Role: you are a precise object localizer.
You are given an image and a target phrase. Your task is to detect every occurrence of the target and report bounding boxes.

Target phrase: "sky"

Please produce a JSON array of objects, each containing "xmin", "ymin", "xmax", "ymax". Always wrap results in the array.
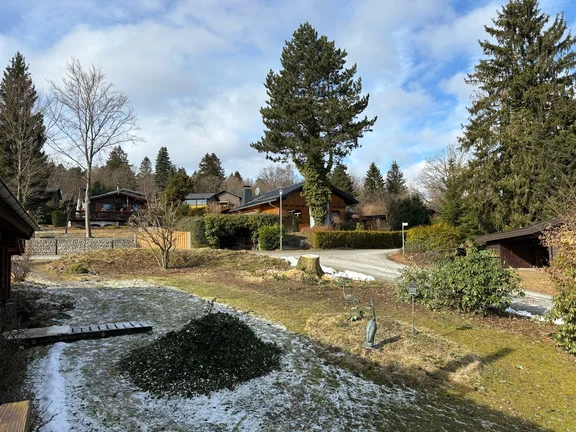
[{"xmin": 0, "ymin": 0, "xmax": 574, "ymax": 186}]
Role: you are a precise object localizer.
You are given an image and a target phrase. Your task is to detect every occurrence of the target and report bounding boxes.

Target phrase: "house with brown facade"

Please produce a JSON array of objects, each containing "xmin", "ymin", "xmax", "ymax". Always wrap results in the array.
[
  {"xmin": 185, "ymin": 190, "xmax": 241, "ymax": 209},
  {"xmin": 0, "ymin": 176, "xmax": 37, "ymax": 305},
  {"xmin": 70, "ymin": 188, "xmax": 147, "ymax": 227},
  {"xmin": 475, "ymin": 218, "xmax": 559, "ymax": 268},
  {"xmin": 232, "ymin": 182, "xmax": 358, "ymax": 229}
]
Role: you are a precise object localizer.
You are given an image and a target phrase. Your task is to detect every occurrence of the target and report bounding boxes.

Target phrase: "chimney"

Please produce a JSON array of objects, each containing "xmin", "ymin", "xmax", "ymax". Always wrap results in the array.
[{"xmin": 241, "ymin": 186, "xmax": 253, "ymax": 205}]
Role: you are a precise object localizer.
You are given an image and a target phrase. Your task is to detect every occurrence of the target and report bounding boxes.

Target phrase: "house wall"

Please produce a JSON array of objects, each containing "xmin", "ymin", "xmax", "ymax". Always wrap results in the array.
[
  {"xmin": 216, "ymin": 192, "xmax": 240, "ymax": 206},
  {"xmin": 90, "ymin": 196, "xmax": 145, "ymax": 211},
  {"xmin": 487, "ymin": 236, "xmax": 549, "ymax": 268},
  {"xmin": 237, "ymin": 192, "xmax": 348, "ymax": 229}
]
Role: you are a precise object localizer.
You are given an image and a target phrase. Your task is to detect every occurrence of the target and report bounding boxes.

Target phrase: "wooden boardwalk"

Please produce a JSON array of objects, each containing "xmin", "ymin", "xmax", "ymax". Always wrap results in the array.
[
  {"xmin": 0, "ymin": 400, "xmax": 31, "ymax": 432},
  {"xmin": 9, "ymin": 321, "xmax": 152, "ymax": 345}
]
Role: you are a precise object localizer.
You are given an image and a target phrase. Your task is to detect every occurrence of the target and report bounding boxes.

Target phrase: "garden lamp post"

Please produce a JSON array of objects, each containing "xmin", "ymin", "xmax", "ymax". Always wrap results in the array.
[
  {"xmin": 279, "ymin": 187, "xmax": 283, "ymax": 250},
  {"xmin": 402, "ymin": 222, "xmax": 408, "ymax": 255}
]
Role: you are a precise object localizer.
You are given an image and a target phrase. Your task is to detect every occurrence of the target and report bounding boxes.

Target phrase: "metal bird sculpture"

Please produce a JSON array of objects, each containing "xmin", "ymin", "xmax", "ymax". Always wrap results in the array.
[
  {"xmin": 342, "ymin": 284, "xmax": 359, "ymax": 304},
  {"xmin": 365, "ymin": 299, "xmax": 377, "ymax": 348}
]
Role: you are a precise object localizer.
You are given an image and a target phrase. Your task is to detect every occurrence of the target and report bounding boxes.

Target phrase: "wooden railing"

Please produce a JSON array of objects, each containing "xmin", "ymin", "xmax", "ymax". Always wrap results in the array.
[{"xmin": 69, "ymin": 211, "xmax": 135, "ymax": 221}]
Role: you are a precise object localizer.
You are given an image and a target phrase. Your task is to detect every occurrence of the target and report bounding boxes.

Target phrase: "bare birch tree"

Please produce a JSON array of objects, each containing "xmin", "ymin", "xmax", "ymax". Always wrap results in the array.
[{"xmin": 47, "ymin": 58, "xmax": 140, "ymax": 237}]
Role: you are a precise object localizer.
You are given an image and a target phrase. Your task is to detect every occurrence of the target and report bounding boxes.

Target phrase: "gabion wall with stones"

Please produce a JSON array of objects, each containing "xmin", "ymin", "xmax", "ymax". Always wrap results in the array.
[{"xmin": 26, "ymin": 237, "xmax": 135, "ymax": 255}]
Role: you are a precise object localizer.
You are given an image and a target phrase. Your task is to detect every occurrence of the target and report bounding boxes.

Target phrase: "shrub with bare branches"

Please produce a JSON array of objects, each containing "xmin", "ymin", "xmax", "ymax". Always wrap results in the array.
[
  {"xmin": 542, "ymin": 213, "xmax": 576, "ymax": 354},
  {"xmin": 130, "ymin": 197, "xmax": 180, "ymax": 269},
  {"xmin": 12, "ymin": 251, "xmax": 32, "ymax": 282}
]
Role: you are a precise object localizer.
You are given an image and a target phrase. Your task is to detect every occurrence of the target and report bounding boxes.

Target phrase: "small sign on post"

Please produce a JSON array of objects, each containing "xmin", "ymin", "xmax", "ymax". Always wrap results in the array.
[{"xmin": 408, "ymin": 281, "xmax": 418, "ymax": 335}]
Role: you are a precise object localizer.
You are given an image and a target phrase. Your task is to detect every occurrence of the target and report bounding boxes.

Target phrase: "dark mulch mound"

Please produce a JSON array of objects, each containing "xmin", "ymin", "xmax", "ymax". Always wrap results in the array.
[{"xmin": 119, "ymin": 311, "xmax": 283, "ymax": 398}]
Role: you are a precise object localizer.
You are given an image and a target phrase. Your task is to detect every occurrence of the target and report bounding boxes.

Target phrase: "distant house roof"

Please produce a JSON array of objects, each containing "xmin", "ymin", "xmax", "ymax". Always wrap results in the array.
[
  {"xmin": 475, "ymin": 218, "xmax": 561, "ymax": 243},
  {"xmin": 90, "ymin": 189, "xmax": 146, "ymax": 201},
  {"xmin": 46, "ymin": 187, "xmax": 62, "ymax": 200},
  {"xmin": 0, "ymin": 176, "xmax": 38, "ymax": 239},
  {"xmin": 185, "ymin": 191, "xmax": 241, "ymax": 201},
  {"xmin": 232, "ymin": 181, "xmax": 358, "ymax": 212}
]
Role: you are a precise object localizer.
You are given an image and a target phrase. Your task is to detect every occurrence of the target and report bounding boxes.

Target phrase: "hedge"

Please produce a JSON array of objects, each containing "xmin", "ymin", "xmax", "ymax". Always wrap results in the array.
[
  {"xmin": 258, "ymin": 224, "xmax": 281, "ymax": 250},
  {"xmin": 51, "ymin": 210, "xmax": 67, "ymax": 227},
  {"xmin": 314, "ymin": 230, "xmax": 403, "ymax": 249},
  {"xmin": 204, "ymin": 214, "xmax": 278, "ymax": 248},
  {"xmin": 176, "ymin": 216, "xmax": 207, "ymax": 246},
  {"xmin": 405, "ymin": 222, "xmax": 463, "ymax": 254}
]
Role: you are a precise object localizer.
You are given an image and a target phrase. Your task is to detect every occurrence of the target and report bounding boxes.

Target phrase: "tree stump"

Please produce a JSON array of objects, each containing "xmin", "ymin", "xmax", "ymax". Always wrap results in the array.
[{"xmin": 296, "ymin": 255, "xmax": 324, "ymax": 277}]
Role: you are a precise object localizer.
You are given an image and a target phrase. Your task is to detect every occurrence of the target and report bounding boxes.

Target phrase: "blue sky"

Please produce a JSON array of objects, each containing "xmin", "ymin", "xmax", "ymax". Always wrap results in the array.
[{"xmin": 0, "ymin": 0, "xmax": 574, "ymax": 185}]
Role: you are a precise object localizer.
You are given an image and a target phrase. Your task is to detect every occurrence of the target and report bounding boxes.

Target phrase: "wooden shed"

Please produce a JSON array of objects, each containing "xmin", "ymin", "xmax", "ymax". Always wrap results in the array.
[
  {"xmin": 475, "ymin": 218, "xmax": 559, "ymax": 268},
  {"xmin": 0, "ymin": 177, "xmax": 38, "ymax": 304}
]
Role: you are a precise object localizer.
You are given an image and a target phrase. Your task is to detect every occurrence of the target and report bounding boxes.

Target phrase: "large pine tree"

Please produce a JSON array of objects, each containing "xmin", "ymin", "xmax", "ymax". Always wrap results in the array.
[
  {"xmin": 197, "ymin": 153, "xmax": 225, "ymax": 180},
  {"xmin": 251, "ymin": 22, "xmax": 376, "ymax": 225},
  {"xmin": 137, "ymin": 156, "xmax": 155, "ymax": 197},
  {"xmin": 0, "ymin": 52, "xmax": 48, "ymax": 207},
  {"xmin": 460, "ymin": 0, "xmax": 576, "ymax": 231},
  {"xmin": 330, "ymin": 162, "xmax": 355, "ymax": 197},
  {"xmin": 363, "ymin": 162, "xmax": 384, "ymax": 200},
  {"xmin": 385, "ymin": 161, "xmax": 407, "ymax": 196},
  {"xmin": 155, "ymin": 146, "xmax": 174, "ymax": 191}
]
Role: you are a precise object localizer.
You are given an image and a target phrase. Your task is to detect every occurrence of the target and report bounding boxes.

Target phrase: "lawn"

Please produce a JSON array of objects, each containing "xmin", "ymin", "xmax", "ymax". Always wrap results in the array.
[
  {"xmin": 29, "ymin": 248, "xmax": 576, "ymax": 430},
  {"xmin": 516, "ymin": 269, "xmax": 557, "ymax": 296}
]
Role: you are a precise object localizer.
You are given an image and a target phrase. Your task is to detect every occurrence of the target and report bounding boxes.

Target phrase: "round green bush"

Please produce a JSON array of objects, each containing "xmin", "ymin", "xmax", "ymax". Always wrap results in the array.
[
  {"xmin": 119, "ymin": 311, "xmax": 282, "ymax": 397},
  {"xmin": 69, "ymin": 263, "xmax": 89, "ymax": 274},
  {"xmin": 51, "ymin": 210, "xmax": 67, "ymax": 227},
  {"xmin": 258, "ymin": 224, "xmax": 281, "ymax": 250}
]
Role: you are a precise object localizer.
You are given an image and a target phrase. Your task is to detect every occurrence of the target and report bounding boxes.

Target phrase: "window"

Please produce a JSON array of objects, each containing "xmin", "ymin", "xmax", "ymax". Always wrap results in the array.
[{"xmin": 102, "ymin": 204, "xmax": 114, "ymax": 211}]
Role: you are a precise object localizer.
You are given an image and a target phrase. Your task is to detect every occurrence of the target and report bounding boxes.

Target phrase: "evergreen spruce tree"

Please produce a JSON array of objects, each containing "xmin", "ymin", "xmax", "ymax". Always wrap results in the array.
[
  {"xmin": 99, "ymin": 145, "xmax": 136, "ymax": 189},
  {"xmin": 251, "ymin": 22, "xmax": 376, "ymax": 225},
  {"xmin": 330, "ymin": 162, "xmax": 355, "ymax": 196},
  {"xmin": 460, "ymin": 0, "xmax": 576, "ymax": 231},
  {"xmin": 385, "ymin": 161, "xmax": 407, "ymax": 196},
  {"xmin": 155, "ymin": 146, "xmax": 174, "ymax": 190},
  {"xmin": 106, "ymin": 145, "xmax": 130, "ymax": 169},
  {"xmin": 363, "ymin": 162, "xmax": 384, "ymax": 200},
  {"xmin": 137, "ymin": 156, "xmax": 155, "ymax": 197},
  {"xmin": 197, "ymin": 153, "xmax": 225, "ymax": 180},
  {"xmin": 163, "ymin": 168, "xmax": 192, "ymax": 203},
  {"xmin": 0, "ymin": 52, "xmax": 48, "ymax": 207}
]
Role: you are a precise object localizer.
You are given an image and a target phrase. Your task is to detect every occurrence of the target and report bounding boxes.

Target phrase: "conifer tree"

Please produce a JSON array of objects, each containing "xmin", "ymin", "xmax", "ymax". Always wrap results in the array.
[
  {"xmin": 251, "ymin": 22, "xmax": 376, "ymax": 225},
  {"xmin": 385, "ymin": 161, "xmax": 407, "ymax": 197},
  {"xmin": 460, "ymin": 0, "xmax": 576, "ymax": 231},
  {"xmin": 0, "ymin": 52, "xmax": 49, "ymax": 207},
  {"xmin": 197, "ymin": 153, "xmax": 225, "ymax": 180},
  {"xmin": 163, "ymin": 168, "xmax": 192, "ymax": 203},
  {"xmin": 155, "ymin": 146, "xmax": 174, "ymax": 191},
  {"xmin": 97, "ymin": 145, "xmax": 136, "ymax": 190},
  {"xmin": 363, "ymin": 162, "xmax": 384, "ymax": 200},
  {"xmin": 137, "ymin": 156, "xmax": 155, "ymax": 197},
  {"xmin": 330, "ymin": 163, "xmax": 355, "ymax": 197}
]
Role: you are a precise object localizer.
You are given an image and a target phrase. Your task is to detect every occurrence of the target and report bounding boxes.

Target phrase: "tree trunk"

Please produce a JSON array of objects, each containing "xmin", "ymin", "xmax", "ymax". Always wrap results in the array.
[
  {"xmin": 297, "ymin": 254, "xmax": 324, "ymax": 277},
  {"xmin": 85, "ymin": 172, "xmax": 92, "ymax": 238}
]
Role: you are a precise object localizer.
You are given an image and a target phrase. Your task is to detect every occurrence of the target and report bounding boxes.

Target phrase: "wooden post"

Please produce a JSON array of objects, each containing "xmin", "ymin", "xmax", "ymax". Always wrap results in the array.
[{"xmin": 0, "ymin": 237, "xmax": 9, "ymax": 304}]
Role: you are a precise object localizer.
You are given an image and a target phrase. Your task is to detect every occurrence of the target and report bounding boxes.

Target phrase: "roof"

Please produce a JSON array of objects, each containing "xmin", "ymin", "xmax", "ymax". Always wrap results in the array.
[
  {"xmin": 46, "ymin": 187, "xmax": 62, "ymax": 199},
  {"xmin": 90, "ymin": 189, "xmax": 146, "ymax": 201},
  {"xmin": 475, "ymin": 218, "xmax": 561, "ymax": 243},
  {"xmin": 186, "ymin": 192, "xmax": 217, "ymax": 200},
  {"xmin": 0, "ymin": 176, "xmax": 38, "ymax": 239},
  {"xmin": 232, "ymin": 181, "xmax": 359, "ymax": 212}
]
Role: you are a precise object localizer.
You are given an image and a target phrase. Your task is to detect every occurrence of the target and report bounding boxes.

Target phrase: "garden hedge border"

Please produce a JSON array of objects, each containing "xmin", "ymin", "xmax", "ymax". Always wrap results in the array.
[{"xmin": 314, "ymin": 230, "xmax": 403, "ymax": 249}]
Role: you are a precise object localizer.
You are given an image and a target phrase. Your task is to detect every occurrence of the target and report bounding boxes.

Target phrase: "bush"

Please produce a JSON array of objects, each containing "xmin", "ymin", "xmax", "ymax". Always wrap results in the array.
[
  {"xmin": 176, "ymin": 216, "xmax": 207, "ymax": 246},
  {"xmin": 405, "ymin": 222, "xmax": 463, "ymax": 254},
  {"xmin": 12, "ymin": 253, "xmax": 32, "ymax": 282},
  {"xmin": 258, "ymin": 224, "xmax": 281, "ymax": 250},
  {"xmin": 314, "ymin": 230, "xmax": 403, "ymax": 249},
  {"xmin": 548, "ymin": 289, "xmax": 576, "ymax": 354},
  {"xmin": 69, "ymin": 263, "xmax": 89, "ymax": 274},
  {"xmin": 204, "ymin": 214, "xmax": 277, "ymax": 248},
  {"xmin": 51, "ymin": 210, "xmax": 67, "ymax": 227},
  {"xmin": 29, "ymin": 202, "xmax": 52, "ymax": 225},
  {"xmin": 396, "ymin": 249, "xmax": 522, "ymax": 314},
  {"xmin": 119, "ymin": 310, "xmax": 282, "ymax": 397}
]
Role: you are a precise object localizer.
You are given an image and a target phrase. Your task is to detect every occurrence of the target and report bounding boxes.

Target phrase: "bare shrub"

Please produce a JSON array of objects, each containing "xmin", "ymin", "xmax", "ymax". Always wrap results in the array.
[{"xmin": 12, "ymin": 251, "xmax": 32, "ymax": 282}]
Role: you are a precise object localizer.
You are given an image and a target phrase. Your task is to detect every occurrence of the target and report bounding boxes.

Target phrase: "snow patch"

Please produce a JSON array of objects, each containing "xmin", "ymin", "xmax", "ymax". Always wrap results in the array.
[
  {"xmin": 281, "ymin": 256, "xmax": 375, "ymax": 281},
  {"xmin": 505, "ymin": 307, "xmax": 563, "ymax": 324}
]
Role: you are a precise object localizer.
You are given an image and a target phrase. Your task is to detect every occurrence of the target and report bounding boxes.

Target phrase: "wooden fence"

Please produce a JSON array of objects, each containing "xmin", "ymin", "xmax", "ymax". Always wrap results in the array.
[{"xmin": 135, "ymin": 230, "xmax": 191, "ymax": 250}]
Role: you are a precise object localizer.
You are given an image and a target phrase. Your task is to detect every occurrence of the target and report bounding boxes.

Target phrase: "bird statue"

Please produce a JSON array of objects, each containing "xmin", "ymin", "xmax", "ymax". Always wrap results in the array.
[
  {"xmin": 342, "ymin": 283, "xmax": 359, "ymax": 304},
  {"xmin": 365, "ymin": 299, "xmax": 377, "ymax": 349}
]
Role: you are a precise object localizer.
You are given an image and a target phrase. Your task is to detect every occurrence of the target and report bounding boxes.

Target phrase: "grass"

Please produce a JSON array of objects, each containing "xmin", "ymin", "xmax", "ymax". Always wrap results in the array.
[
  {"xmin": 35, "ymin": 226, "xmax": 135, "ymax": 239},
  {"xmin": 37, "ymin": 248, "xmax": 576, "ymax": 431},
  {"xmin": 516, "ymin": 269, "xmax": 557, "ymax": 295}
]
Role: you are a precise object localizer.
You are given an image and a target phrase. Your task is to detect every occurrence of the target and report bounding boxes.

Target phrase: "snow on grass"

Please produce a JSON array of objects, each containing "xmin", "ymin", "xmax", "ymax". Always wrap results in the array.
[
  {"xmin": 281, "ymin": 256, "xmax": 375, "ymax": 281},
  {"xmin": 25, "ymin": 283, "xmax": 530, "ymax": 431},
  {"xmin": 505, "ymin": 307, "xmax": 563, "ymax": 324}
]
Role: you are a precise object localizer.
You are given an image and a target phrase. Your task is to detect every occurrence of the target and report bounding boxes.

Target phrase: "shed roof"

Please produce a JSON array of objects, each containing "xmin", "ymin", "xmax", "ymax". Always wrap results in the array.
[
  {"xmin": 0, "ymin": 176, "xmax": 38, "ymax": 239},
  {"xmin": 475, "ymin": 218, "xmax": 561, "ymax": 243},
  {"xmin": 232, "ymin": 181, "xmax": 358, "ymax": 212}
]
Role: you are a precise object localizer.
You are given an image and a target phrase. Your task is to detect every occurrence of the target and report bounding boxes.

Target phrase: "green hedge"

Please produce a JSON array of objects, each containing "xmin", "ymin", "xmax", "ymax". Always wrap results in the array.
[
  {"xmin": 51, "ymin": 210, "xmax": 67, "ymax": 227},
  {"xmin": 204, "ymin": 214, "xmax": 278, "ymax": 248},
  {"xmin": 314, "ymin": 230, "xmax": 403, "ymax": 249},
  {"xmin": 176, "ymin": 217, "xmax": 207, "ymax": 246},
  {"xmin": 405, "ymin": 222, "xmax": 463, "ymax": 254},
  {"xmin": 258, "ymin": 224, "xmax": 281, "ymax": 250}
]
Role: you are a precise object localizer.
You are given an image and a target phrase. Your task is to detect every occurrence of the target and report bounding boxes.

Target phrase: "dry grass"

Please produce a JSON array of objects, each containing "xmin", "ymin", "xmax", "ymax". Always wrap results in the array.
[
  {"xmin": 32, "ymin": 248, "xmax": 576, "ymax": 431},
  {"xmin": 35, "ymin": 226, "xmax": 135, "ymax": 239},
  {"xmin": 516, "ymin": 269, "xmax": 557, "ymax": 295}
]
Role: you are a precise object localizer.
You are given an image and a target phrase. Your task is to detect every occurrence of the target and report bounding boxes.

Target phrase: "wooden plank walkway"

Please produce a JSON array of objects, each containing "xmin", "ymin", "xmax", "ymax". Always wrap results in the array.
[
  {"xmin": 8, "ymin": 321, "xmax": 152, "ymax": 345},
  {"xmin": 0, "ymin": 400, "xmax": 31, "ymax": 432}
]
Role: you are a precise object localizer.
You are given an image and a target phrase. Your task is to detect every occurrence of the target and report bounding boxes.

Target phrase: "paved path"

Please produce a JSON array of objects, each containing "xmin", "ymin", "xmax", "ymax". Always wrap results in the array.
[{"xmin": 256, "ymin": 249, "xmax": 554, "ymax": 316}]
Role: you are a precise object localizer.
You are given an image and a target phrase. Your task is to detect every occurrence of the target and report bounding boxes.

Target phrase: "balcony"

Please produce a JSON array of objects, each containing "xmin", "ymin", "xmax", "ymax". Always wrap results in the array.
[{"xmin": 69, "ymin": 210, "xmax": 135, "ymax": 222}]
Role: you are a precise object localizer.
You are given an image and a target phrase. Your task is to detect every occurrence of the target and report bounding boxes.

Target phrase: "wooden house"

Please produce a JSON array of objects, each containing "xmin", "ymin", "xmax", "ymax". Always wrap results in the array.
[
  {"xmin": 475, "ymin": 218, "xmax": 559, "ymax": 268},
  {"xmin": 70, "ymin": 188, "xmax": 147, "ymax": 227},
  {"xmin": 0, "ymin": 176, "xmax": 37, "ymax": 305},
  {"xmin": 185, "ymin": 191, "xmax": 241, "ymax": 208},
  {"xmin": 232, "ymin": 182, "xmax": 358, "ymax": 229}
]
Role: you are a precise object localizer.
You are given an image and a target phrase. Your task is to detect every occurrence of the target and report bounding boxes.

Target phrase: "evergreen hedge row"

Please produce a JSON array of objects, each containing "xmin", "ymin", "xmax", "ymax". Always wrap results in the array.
[
  {"xmin": 314, "ymin": 230, "xmax": 403, "ymax": 249},
  {"xmin": 204, "ymin": 214, "xmax": 278, "ymax": 248}
]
